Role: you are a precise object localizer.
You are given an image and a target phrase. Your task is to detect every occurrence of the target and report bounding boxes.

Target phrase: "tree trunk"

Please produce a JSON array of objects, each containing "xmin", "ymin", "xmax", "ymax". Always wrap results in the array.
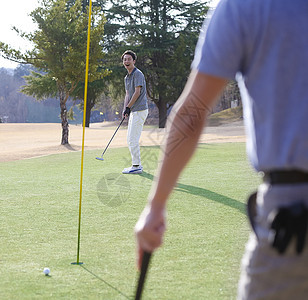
[
  {"xmin": 158, "ymin": 98, "xmax": 167, "ymax": 128},
  {"xmin": 59, "ymin": 90, "xmax": 69, "ymax": 145},
  {"xmin": 85, "ymin": 98, "xmax": 94, "ymax": 128},
  {"xmin": 85, "ymin": 106, "xmax": 91, "ymax": 128}
]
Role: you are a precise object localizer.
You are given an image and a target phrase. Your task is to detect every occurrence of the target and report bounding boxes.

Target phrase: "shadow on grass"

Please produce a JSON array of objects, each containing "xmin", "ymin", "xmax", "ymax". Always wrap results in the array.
[
  {"xmin": 139, "ymin": 171, "xmax": 245, "ymax": 215},
  {"xmin": 63, "ymin": 144, "xmax": 80, "ymax": 151},
  {"xmin": 80, "ymin": 265, "xmax": 131, "ymax": 299}
]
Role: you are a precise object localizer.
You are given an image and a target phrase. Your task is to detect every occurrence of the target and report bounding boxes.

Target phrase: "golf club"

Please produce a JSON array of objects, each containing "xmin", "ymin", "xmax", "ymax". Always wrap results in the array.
[
  {"xmin": 96, "ymin": 116, "xmax": 125, "ymax": 161},
  {"xmin": 135, "ymin": 251, "xmax": 152, "ymax": 300}
]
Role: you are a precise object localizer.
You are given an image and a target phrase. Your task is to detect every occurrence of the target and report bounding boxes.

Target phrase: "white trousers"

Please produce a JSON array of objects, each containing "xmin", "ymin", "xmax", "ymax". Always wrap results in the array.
[
  {"xmin": 127, "ymin": 109, "xmax": 148, "ymax": 166},
  {"xmin": 238, "ymin": 183, "xmax": 308, "ymax": 300}
]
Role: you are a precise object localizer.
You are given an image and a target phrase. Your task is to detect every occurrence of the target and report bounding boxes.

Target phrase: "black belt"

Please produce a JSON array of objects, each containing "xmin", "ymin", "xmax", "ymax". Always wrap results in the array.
[{"xmin": 263, "ymin": 170, "xmax": 308, "ymax": 185}]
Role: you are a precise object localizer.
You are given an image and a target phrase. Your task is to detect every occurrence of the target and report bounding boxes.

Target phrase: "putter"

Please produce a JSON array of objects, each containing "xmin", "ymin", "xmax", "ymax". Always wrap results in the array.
[
  {"xmin": 135, "ymin": 251, "xmax": 152, "ymax": 300},
  {"xmin": 96, "ymin": 116, "xmax": 125, "ymax": 161}
]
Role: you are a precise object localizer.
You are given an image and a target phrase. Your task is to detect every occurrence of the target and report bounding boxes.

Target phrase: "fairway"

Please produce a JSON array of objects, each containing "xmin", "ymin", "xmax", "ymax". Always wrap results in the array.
[{"xmin": 0, "ymin": 143, "xmax": 260, "ymax": 299}]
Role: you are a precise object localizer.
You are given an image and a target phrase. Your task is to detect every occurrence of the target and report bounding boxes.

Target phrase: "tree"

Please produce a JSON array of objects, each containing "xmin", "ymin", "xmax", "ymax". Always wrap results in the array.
[
  {"xmin": 72, "ymin": 78, "xmax": 108, "ymax": 127},
  {"xmin": 0, "ymin": 0, "xmax": 109, "ymax": 144},
  {"xmin": 219, "ymin": 81, "xmax": 242, "ymax": 111},
  {"xmin": 67, "ymin": 0, "xmax": 109, "ymax": 127},
  {"xmin": 101, "ymin": 0, "xmax": 209, "ymax": 127}
]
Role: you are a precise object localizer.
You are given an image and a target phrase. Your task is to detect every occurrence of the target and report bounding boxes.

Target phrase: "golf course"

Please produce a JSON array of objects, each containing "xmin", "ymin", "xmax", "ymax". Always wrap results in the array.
[{"xmin": 0, "ymin": 121, "xmax": 261, "ymax": 299}]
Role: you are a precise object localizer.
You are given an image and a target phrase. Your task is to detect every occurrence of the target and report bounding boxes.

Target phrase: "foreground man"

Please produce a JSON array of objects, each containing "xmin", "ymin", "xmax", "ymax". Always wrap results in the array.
[{"xmin": 135, "ymin": 0, "xmax": 308, "ymax": 299}]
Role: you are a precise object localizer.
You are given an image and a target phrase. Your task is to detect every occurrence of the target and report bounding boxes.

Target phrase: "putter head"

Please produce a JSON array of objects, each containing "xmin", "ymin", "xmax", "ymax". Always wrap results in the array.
[{"xmin": 96, "ymin": 156, "xmax": 104, "ymax": 161}]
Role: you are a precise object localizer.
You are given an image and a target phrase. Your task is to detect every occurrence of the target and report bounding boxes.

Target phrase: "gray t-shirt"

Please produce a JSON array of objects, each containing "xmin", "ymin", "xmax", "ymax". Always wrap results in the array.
[
  {"xmin": 124, "ymin": 67, "xmax": 148, "ymax": 112},
  {"xmin": 192, "ymin": 0, "xmax": 308, "ymax": 172}
]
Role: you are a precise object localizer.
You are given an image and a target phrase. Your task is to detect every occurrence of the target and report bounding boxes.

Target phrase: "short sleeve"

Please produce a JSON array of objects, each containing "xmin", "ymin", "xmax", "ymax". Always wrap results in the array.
[
  {"xmin": 134, "ymin": 71, "xmax": 144, "ymax": 88},
  {"xmin": 192, "ymin": 0, "xmax": 245, "ymax": 80}
]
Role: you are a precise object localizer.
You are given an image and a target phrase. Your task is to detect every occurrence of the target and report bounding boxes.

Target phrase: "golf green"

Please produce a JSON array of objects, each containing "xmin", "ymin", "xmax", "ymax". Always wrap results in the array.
[{"xmin": 0, "ymin": 143, "xmax": 260, "ymax": 299}]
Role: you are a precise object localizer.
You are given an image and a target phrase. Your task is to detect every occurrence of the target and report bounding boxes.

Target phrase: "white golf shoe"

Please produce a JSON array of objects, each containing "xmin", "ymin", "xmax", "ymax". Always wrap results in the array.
[{"xmin": 122, "ymin": 165, "xmax": 143, "ymax": 174}]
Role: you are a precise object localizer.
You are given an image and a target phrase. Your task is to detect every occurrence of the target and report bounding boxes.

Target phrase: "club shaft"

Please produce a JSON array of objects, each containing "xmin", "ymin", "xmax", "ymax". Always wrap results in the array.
[
  {"xmin": 135, "ymin": 252, "xmax": 152, "ymax": 300},
  {"xmin": 101, "ymin": 117, "xmax": 125, "ymax": 156}
]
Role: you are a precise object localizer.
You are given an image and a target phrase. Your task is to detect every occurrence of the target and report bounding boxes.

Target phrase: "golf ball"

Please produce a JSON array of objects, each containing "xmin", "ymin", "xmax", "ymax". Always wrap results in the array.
[{"xmin": 43, "ymin": 267, "xmax": 50, "ymax": 276}]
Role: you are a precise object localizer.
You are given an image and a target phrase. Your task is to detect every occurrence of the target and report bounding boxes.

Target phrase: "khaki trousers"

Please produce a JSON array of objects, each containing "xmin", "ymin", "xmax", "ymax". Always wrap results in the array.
[{"xmin": 238, "ymin": 183, "xmax": 308, "ymax": 299}]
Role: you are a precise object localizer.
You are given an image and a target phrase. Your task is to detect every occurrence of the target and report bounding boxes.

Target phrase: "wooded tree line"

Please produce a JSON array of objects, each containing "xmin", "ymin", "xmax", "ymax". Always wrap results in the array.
[
  {"xmin": 0, "ymin": 67, "xmax": 31, "ymax": 123},
  {"xmin": 0, "ymin": 65, "xmax": 126, "ymax": 124},
  {"xmin": 0, "ymin": 0, "xmax": 241, "ymax": 144},
  {"xmin": 0, "ymin": 64, "xmax": 240, "ymax": 124},
  {"xmin": 0, "ymin": 66, "xmax": 83, "ymax": 124}
]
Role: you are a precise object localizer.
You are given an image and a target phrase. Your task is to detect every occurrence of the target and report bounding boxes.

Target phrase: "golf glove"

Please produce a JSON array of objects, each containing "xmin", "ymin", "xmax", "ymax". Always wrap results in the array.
[
  {"xmin": 268, "ymin": 202, "xmax": 308, "ymax": 254},
  {"xmin": 124, "ymin": 107, "xmax": 131, "ymax": 117}
]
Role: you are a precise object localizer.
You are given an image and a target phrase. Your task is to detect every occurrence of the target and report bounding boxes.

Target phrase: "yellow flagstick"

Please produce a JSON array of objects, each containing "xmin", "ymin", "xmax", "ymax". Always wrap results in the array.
[{"xmin": 72, "ymin": 0, "xmax": 93, "ymax": 266}]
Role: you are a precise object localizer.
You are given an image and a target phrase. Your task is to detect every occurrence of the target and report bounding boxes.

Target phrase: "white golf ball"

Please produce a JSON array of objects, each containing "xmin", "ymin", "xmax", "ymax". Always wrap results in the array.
[{"xmin": 43, "ymin": 267, "xmax": 50, "ymax": 276}]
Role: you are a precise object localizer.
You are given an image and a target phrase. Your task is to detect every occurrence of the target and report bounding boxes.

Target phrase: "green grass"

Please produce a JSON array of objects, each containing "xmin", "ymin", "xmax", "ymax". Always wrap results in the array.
[{"xmin": 0, "ymin": 143, "xmax": 260, "ymax": 299}]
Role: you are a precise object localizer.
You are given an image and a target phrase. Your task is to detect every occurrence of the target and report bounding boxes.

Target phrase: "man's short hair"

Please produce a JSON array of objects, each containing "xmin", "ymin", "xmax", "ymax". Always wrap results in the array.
[{"xmin": 121, "ymin": 50, "xmax": 137, "ymax": 61}]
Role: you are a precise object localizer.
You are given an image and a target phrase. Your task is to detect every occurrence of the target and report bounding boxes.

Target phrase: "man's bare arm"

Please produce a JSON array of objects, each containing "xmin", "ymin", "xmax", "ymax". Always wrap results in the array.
[
  {"xmin": 127, "ymin": 86, "xmax": 141, "ymax": 108},
  {"xmin": 123, "ymin": 91, "xmax": 130, "ymax": 113}
]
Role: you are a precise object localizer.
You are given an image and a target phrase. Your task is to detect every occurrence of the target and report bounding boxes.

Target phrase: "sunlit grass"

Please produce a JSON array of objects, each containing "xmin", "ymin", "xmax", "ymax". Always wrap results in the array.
[{"xmin": 0, "ymin": 143, "xmax": 260, "ymax": 299}]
